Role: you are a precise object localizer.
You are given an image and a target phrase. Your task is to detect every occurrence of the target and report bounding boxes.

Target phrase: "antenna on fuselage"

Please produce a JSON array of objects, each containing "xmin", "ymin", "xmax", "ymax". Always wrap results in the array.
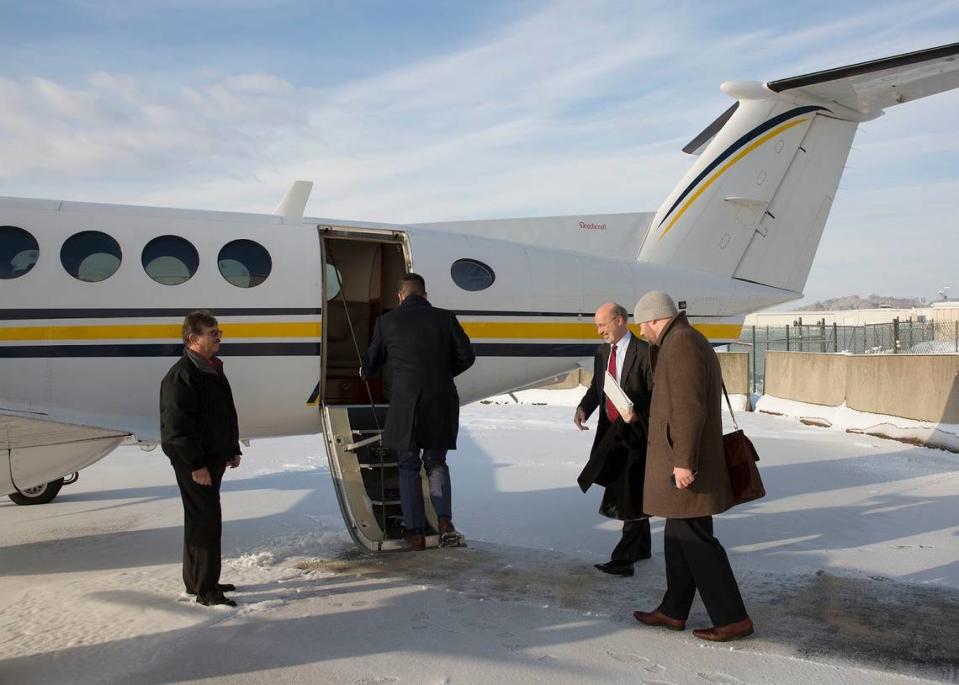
[{"xmin": 274, "ymin": 180, "xmax": 313, "ymax": 221}]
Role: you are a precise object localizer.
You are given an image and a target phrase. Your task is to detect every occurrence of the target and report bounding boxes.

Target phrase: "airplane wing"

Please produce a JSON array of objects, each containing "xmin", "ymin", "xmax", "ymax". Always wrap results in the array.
[
  {"xmin": 767, "ymin": 42, "xmax": 959, "ymax": 116},
  {"xmin": 0, "ymin": 411, "xmax": 129, "ymax": 495},
  {"xmin": 683, "ymin": 42, "xmax": 959, "ymax": 154},
  {"xmin": 0, "ymin": 412, "xmax": 129, "ymax": 450}
]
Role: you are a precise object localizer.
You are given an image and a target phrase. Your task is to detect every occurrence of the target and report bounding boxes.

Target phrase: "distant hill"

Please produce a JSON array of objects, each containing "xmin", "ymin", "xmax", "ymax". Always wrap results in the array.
[{"xmin": 798, "ymin": 295, "xmax": 927, "ymax": 311}]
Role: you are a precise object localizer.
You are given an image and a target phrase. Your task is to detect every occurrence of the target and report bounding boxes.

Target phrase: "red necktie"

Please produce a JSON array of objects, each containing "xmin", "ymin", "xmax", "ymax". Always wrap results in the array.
[{"xmin": 605, "ymin": 343, "xmax": 620, "ymax": 422}]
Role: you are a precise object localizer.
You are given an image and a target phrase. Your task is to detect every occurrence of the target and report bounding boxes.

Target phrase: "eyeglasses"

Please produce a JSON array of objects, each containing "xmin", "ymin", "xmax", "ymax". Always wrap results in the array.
[{"xmin": 200, "ymin": 328, "xmax": 221, "ymax": 337}]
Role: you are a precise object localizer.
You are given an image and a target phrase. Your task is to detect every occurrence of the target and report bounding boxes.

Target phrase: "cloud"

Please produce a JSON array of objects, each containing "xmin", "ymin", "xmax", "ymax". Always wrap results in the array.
[{"xmin": 0, "ymin": 0, "xmax": 957, "ymax": 303}]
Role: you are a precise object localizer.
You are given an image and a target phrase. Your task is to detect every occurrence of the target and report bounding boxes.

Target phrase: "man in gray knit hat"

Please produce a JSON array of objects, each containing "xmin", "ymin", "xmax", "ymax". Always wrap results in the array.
[{"xmin": 631, "ymin": 291, "xmax": 753, "ymax": 642}]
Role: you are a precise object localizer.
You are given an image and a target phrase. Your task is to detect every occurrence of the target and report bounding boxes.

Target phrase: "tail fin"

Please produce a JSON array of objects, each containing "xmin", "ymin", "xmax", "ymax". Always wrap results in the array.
[{"xmin": 639, "ymin": 42, "xmax": 959, "ymax": 294}]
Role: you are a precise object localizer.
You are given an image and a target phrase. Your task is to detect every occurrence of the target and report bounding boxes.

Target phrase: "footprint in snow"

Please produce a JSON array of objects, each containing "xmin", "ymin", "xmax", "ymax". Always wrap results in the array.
[
  {"xmin": 606, "ymin": 650, "xmax": 650, "ymax": 664},
  {"xmin": 697, "ymin": 673, "xmax": 743, "ymax": 684},
  {"xmin": 502, "ymin": 642, "xmax": 528, "ymax": 652}
]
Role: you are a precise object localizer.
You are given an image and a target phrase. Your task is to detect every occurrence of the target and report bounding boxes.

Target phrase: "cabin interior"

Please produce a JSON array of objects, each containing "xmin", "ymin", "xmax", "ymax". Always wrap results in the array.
[
  {"xmin": 321, "ymin": 236, "xmax": 407, "ymax": 406},
  {"xmin": 321, "ymin": 235, "xmax": 413, "ymax": 542}
]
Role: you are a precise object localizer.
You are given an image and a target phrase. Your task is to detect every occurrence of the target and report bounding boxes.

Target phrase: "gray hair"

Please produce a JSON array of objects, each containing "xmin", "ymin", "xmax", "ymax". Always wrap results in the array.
[{"xmin": 182, "ymin": 310, "xmax": 218, "ymax": 343}]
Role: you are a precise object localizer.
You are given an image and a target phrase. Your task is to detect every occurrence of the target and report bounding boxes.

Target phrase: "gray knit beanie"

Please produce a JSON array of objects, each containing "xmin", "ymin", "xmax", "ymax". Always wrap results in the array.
[{"xmin": 633, "ymin": 291, "xmax": 679, "ymax": 324}]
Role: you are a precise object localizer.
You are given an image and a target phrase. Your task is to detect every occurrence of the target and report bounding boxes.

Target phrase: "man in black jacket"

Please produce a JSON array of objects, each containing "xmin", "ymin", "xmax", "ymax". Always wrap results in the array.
[
  {"xmin": 362, "ymin": 273, "xmax": 475, "ymax": 550},
  {"xmin": 160, "ymin": 310, "xmax": 242, "ymax": 607},
  {"xmin": 574, "ymin": 302, "xmax": 653, "ymax": 577}
]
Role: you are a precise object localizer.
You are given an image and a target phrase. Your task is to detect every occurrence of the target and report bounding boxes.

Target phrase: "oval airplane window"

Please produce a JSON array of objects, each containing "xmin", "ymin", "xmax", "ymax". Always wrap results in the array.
[
  {"xmin": 141, "ymin": 235, "xmax": 199, "ymax": 286},
  {"xmin": 61, "ymin": 230, "xmax": 122, "ymax": 282},
  {"xmin": 451, "ymin": 258, "xmax": 495, "ymax": 291},
  {"xmin": 218, "ymin": 239, "xmax": 272, "ymax": 288},
  {"xmin": 326, "ymin": 263, "xmax": 343, "ymax": 300},
  {"xmin": 0, "ymin": 225, "xmax": 40, "ymax": 279}
]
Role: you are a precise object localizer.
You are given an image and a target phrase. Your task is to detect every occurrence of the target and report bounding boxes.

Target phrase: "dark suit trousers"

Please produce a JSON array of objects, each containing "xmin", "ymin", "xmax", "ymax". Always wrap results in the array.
[
  {"xmin": 398, "ymin": 448, "xmax": 451, "ymax": 530},
  {"xmin": 172, "ymin": 461, "xmax": 226, "ymax": 596},
  {"xmin": 611, "ymin": 518, "xmax": 651, "ymax": 563},
  {"xmin": 659, "ymin": 517, "xmax": 747, "ymax": 626}
]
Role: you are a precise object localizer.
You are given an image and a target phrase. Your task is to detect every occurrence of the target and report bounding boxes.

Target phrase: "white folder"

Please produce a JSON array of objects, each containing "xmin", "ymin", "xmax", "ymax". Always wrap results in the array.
[{"xmin": 603, "ymin": 370, "xmax": 633, "ymax": 416}]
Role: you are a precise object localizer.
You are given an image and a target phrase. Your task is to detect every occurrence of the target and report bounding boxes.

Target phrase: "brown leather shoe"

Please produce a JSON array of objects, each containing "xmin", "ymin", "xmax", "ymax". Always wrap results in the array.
[
  {"xmin": 633, "ymin": 609, "xmax": 686, "ymax": 631},
  {"xmin": 438, "ymin": 517, "xmax": 456, "ymax": 535},
  {"xmin": 402, "ymin": 528, "xmax": 426, "ymax": 551},
  {"xmin": 693, "ymin": 616, "xmax": 754, "ymax": 642}
]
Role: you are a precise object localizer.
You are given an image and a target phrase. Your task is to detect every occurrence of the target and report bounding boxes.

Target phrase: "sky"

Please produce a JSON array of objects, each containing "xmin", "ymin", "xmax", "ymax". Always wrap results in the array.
[{"xmin": 0, "ymin": 0, "xmax": 957, "ymax": 305}]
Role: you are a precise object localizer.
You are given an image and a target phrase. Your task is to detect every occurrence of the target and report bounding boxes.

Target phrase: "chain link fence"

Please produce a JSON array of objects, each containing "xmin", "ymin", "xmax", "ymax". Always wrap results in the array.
[{"xmin": 731, "ymin": 318, "xmax": 959, "ymax": 394}]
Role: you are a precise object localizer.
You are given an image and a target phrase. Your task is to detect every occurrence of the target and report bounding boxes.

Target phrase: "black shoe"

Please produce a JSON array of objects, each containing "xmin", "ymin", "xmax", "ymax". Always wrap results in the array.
[
  {"xmin": 186, "ymin": 583, "xmax": 236, "ymax": 595},
  {"xmin": 402, "ymin": 527, "xmax": 426, "ymax": 551},
  {"xmin": 196, "ymin": 591, "xmax": 237, "ymax": 607},
  {"xmin": 594, "ymin": 561, "xmax": 634, "ymax": 577}
]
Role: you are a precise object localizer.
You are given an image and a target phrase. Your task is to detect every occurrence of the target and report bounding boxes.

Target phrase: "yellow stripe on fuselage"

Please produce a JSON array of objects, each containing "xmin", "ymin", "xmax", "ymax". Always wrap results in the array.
[
  {"xmin": 461, "ymin": 321, "xmax": 742, "ymax": 341},
  {"xmin": 0, "ymin": 320, "xmax": 742, "ymax": 343},
  {"xmin": 658, "ymin": 117, "xmax": 809, "ymax": 241}
]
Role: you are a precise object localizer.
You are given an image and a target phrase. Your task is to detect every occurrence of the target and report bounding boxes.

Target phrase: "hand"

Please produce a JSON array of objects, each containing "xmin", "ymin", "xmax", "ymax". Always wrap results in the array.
[
  {"xmin": 227, "ymin": 455, "xmax": 242, "ymax": 469},
  {"xmin": 192, "ymin": 466, "xmax": 212, "ymax": 486},
  {"xmin": 673, "ymin": 467, "xmax": 695, "ymax": 489},
  {"xmin": 621, "ymin": 407, "xmax": 636, "ymax": 423},
  {"xmin": 573, "ymin": 407, "xmax": 589, "ymax": 431}
]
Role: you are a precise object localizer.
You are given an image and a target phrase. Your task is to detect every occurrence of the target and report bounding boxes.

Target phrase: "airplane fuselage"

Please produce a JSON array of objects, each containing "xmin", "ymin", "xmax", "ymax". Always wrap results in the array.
[{"xmin": 0, "ymin": 197, "xmax": 781, "ymax": 446}]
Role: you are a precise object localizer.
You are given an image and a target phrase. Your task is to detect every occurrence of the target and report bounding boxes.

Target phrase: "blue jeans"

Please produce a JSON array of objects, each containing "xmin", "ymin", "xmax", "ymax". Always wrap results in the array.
[{"xmin": 397, "ymin": 448, "xmax": 451, "ymax": 531}]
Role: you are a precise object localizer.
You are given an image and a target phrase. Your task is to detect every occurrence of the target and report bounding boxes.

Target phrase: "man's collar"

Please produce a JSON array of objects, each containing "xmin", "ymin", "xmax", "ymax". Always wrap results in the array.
[
  {"xmin": 185, "ymin": 348, "xmax": 222, "ymax": 374},
  {"xmin": 656, "ymin": 312, "xmax": 688, "ymax": 345},
  {"xmin": 400, "ymin": 294, "xmax": 430, "ymax": 308},
  {"xmin": 613, "ymin": 330, "xmax": 633, "ymax": 348}
]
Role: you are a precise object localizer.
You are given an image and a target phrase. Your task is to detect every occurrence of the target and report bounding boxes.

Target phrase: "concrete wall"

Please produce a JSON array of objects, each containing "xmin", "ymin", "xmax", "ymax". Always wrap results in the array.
[
  {"xmin": 764, "ymin": 351, "xmax": 959, "ymax": 423},
  {"xmin": 846, "ymin": 355, "xmax": 959, "ymax": 423},
  {"xmin": 547, "ymin": 352, "xmax": 750, "ymax": 399},
  {"xmin": 536, "ymin": 369, "xmax": 585, "ymax": 390},
  {"xmin": 763, "ymin": 352, "xmax": 847, "ymax": 407},
  {"xmin": 717, "ymin": 352, "xmax": 749, "ymax": 395}
]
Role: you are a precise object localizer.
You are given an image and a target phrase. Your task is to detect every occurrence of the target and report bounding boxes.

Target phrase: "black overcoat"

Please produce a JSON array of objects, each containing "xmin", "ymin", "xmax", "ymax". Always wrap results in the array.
[
  {"xmin": 361, "ymin": 295, "xmax": 475, "ymax": 451},
  {"xmin": 160, "ymin": 352, "xmax": 241, "ymax": 471},
  {"xmin": 576, "ymin": 334, "xmax": 653, "ymax": 520}
]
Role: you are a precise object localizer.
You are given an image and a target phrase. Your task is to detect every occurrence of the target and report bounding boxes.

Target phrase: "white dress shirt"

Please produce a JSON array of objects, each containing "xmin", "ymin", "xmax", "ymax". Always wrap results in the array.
[{"xmin": 609, "ymin": 330, "xmax": 632, "ymax": 385}]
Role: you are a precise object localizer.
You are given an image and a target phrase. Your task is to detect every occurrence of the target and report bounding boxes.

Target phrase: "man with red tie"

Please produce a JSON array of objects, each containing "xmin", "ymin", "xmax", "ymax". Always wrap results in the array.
[{"xmin": 574, "ymin": 302, "xmax": 654, "ymax": 577}]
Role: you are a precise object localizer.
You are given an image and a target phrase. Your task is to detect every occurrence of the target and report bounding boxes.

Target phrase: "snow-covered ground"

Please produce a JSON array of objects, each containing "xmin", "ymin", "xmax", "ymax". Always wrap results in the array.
[
  {"xmin": 756, "ymin": 394, "xmax": 959, "ymax": 452},
  {"xmin": 2, "ymin": 390, "xmax": 959, "ymax": 684}
]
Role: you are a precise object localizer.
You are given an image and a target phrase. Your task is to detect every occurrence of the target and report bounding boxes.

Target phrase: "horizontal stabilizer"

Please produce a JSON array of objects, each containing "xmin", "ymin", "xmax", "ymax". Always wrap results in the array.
[
  {"xmin": 683, "ymin": 103, "xmax": 739, "ymax": 155},
  {"xmin": 767, "ymin": 42, "xmax": 959, "ymax": 116}
]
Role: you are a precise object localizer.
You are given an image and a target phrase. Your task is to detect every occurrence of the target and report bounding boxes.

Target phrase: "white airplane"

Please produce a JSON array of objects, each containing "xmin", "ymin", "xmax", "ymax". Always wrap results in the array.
[{"xmin": 2, "ymin": 43, "xmax": 957, "ymax": 550}]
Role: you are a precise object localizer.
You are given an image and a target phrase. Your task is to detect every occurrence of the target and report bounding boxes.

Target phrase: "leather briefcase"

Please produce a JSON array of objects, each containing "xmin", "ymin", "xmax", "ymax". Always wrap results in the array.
[{"xmin": 722, "ymin": 384, "xmax": 766, "ymax": 505}]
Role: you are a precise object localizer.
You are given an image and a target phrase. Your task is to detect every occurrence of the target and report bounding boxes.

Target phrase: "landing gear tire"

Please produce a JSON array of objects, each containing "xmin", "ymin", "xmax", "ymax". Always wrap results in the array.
[{"xmin": 9, "ymin": 478, "xmax": 65, "ymax": 505}]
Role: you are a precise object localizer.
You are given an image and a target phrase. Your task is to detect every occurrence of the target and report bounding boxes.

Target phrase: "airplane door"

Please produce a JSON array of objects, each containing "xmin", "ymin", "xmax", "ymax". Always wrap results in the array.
[{"xmin": 317, "ymin": 229, "xmax": 447, "ymax": 551}]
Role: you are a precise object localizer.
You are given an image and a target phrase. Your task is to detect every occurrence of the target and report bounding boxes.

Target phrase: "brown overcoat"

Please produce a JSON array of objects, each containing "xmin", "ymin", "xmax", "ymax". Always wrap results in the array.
[{"xmin": 643, "ymin": 312, "xmax": 734, "ymax": 519}]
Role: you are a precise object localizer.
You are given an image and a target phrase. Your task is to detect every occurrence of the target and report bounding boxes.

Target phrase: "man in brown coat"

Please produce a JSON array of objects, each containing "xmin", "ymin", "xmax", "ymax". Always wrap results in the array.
[{"xmin": 630, "ymin": 291, "xmax": 753, "ymax": 642}]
